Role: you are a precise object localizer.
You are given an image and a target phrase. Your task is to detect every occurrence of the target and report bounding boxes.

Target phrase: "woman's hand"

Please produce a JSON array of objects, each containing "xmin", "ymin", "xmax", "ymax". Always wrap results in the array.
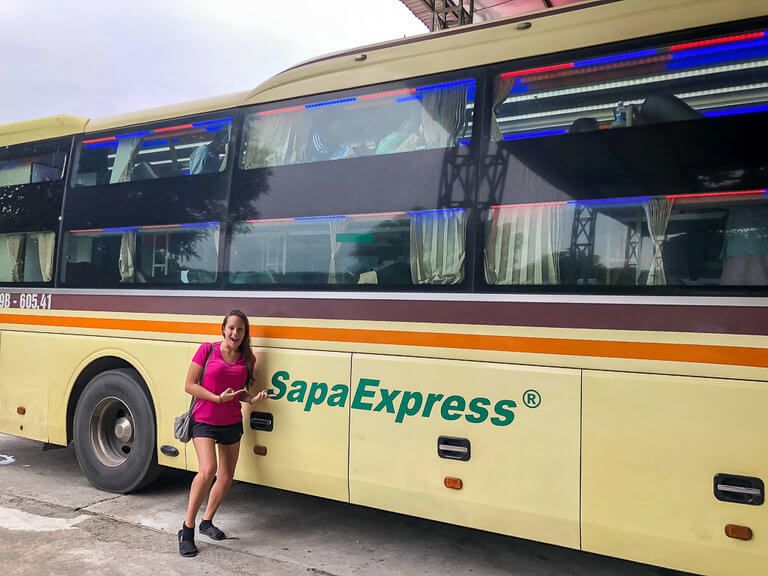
[
  {"xmin": 249, "ymin": 390, "xmax": 269, "ymax": 405},
  {"xmin": 219, "ymin": 388, "xmax": 240, "ymax": 403}
]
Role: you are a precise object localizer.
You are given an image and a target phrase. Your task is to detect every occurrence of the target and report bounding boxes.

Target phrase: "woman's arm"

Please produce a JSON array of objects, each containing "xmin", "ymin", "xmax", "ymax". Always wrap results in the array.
[{"xmin": 184, "ymin": 362, "xmax": 223, "ymax": 404}]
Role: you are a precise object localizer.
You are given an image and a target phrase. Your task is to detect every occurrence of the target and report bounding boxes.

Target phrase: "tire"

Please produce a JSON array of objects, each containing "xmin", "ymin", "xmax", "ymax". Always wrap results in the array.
[{"xmin": 73, "ymin": 368, "xmax": 161, "ymax": 493}]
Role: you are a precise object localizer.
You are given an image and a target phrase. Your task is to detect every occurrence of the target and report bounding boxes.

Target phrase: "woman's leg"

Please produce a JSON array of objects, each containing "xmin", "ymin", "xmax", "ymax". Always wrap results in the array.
[
  {"xmin": 201, "ymin": 441, "xmax": 240, "ymax": 522},
  {"xmin": 184, "ymin": 437, "xmax": 218, "ymax": 528}
]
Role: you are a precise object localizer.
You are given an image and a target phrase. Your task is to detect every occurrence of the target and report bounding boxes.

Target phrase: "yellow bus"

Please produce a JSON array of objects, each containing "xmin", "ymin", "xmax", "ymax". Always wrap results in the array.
[{"xmin": 1, "ymin": 0, "xmax": 767, "ymax": 573}]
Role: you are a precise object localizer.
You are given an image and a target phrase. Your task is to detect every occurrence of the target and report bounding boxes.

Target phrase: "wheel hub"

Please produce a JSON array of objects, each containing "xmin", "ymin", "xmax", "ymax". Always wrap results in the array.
[
  {"xmin": 89, "ymin": 397, "xmax": 135, "ymax": 467},
  {"xmin": 114, "ymin": 417, "xmax": 133, "ymax": 444}
]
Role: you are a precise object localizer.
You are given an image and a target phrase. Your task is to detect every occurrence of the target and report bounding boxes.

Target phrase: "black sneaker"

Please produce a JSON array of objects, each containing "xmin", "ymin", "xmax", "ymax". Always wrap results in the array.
[
  {"xmin": 178, "ymin": 530, "xmax": 198, "ymax": 557},
  {"xmin": 199, "ymin": 521, "xmax": 226, "ymax": 541}
]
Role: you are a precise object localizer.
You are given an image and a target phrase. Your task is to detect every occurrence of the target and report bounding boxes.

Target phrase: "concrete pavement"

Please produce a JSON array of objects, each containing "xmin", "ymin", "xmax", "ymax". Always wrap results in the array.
[{"xmin": 0, "ymin": 434, "xmax": 686, "ymax": 576}]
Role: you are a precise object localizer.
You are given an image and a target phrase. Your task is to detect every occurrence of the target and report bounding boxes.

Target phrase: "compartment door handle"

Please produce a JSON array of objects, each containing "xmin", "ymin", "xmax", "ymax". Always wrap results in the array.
[
  {"xmin": 714, "ymin": 473, "xmax": 764, "ymax": 505},
  {"xmin": 437, "ymin": 436, "xmax": 471, "ymax": 461},
  {"xmin": 250, "ymin": 412, "xmax": 274, "ymax": 432}
]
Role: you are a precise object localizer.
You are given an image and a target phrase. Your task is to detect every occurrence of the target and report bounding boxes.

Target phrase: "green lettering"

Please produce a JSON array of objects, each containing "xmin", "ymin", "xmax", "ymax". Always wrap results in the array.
[
  {"xmin": 395, "ymin": 391, "xmax": 423, "ymax": 423},
  {"xmin": 351, "ymin": 378, "xmax": 379, "ymax": 411},
  {"xmin": 327, "ymin": 384, "xmax": 349, "ymax": 407},
  {"xmin": 270, "ymin": 371, "xmax": 289, "ymax": 400},
  {"xmin": 374, "ymin": 388, "xmax": 401, "ymax": 413},
  {"xmin": 465, "ymin": 396, "xmax": 491, "ymax": 424},
  {"xmin": 421, "ymin": 393, "xmax": 444, "ymax": 417},
  {"xmin": 491, "ymin": 399, "xmax": 517, "ymax": 426},
  {"xmin": 287, "ymin": 380, "xmax": 307, "ymax": 403},
  {"xmin": 305, "ymin": 382, "xmax": 328, "ymax": 412},
  {"xmin": 440, "ymin": 395, "xmax": 465, "ymax": 421}
]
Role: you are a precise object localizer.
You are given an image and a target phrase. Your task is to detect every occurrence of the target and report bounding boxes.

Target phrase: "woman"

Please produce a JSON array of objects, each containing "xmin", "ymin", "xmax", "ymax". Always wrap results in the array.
[{"xmin": 178, "ymin": 310, "xmax": 268, "ymax": 557}]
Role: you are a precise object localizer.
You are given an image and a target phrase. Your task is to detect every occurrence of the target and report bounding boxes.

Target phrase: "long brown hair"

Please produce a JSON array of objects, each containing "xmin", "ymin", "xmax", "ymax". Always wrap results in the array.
[{"xmin": 222, "ymin": 310, "xmax": 256, "ymax": 391}]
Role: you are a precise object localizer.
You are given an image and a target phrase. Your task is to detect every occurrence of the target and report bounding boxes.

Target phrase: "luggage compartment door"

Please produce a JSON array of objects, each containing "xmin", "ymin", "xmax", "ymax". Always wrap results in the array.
[
  {"xmin": 349, "ymin": 354, "xmax": 581, "ymax": 548},
  {"xmin": 583, "ymin": 371, "xmax": 768, "ymax": 576}
]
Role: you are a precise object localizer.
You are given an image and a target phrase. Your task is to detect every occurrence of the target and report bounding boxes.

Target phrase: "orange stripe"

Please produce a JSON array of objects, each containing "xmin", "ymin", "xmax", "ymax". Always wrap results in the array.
[{"xmin": 1, "ymin": 312, "xmax": 767, "ymax": 368}]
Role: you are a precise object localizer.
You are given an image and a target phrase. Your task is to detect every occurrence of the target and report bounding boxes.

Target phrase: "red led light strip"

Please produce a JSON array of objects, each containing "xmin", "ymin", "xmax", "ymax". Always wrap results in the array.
[
  {"xmin": 153, "ymin": 124, "xmax": 194, "ymax": 133},
  {"xmin": 669, "ymin": 31, "xmax": 765, "ymax": 52},
  {"xmin": 501, "ymin": 63, "xmax": 575, "ymax": 79}
]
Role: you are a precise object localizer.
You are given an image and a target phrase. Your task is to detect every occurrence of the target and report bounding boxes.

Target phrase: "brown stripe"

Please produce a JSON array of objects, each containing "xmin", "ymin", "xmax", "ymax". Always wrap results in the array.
[
  {"xmin": 1, "ymin": 312, "xmax": 767, "ymax": 369},
  {"xmin": 49, "ymin": 294, "xmax": 768, "ymax": 336}
]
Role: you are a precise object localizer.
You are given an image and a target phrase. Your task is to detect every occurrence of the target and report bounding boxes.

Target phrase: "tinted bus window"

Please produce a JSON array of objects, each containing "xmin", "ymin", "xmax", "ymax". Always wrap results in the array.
[
  {"xmin": 0, "ymin": 231, "xmax": 55, "ymax": 283},
  {"xmin": 481, "ymin": 27, "xmax": 768, "ymax": 290},
  {"xmin": 0, "ymin": 141, "xmax": 66, "ymax": 187},
  {"xmin": 62, "ymin": 222, "xmax": 219, "ymax": 286},
  {"xmin": 229, "ymin": 208, "xmax": 466, "ymax": 287},
  {"xmin": 240, "ymin": 78, "xmax": 474, "ymax": 169},
  {"xmin": 72, "ymin": 116, "xmax": 232, "ymax": 187}
]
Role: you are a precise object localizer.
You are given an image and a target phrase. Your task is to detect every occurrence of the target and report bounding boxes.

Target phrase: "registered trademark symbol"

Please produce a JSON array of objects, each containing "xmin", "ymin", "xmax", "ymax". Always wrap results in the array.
[{"xmin": 523, "ymin": 389, "xmax": 541, "ymax": 409}]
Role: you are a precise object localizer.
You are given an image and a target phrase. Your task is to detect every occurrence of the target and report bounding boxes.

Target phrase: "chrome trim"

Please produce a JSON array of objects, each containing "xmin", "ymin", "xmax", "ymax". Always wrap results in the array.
[{"xmin": 717, "ymin": 484, "xmax": 762, "ymax": 496}]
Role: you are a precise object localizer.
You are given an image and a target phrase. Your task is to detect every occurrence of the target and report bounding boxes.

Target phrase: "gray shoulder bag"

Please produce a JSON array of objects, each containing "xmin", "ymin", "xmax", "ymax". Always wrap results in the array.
[{"xmin": 174, "ymin": 344, "xmax": 214, "ymax": 443}]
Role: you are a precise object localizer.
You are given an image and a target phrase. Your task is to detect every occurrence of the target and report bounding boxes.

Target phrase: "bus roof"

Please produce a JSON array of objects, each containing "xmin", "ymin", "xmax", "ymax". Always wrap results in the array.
[
  {"xmin": 3, "ymin": 0, "xmax": 766, "ymax": 142},
  {"xmin": 0, "ymin": 115, "xmax": 88, "ymax": 148}
]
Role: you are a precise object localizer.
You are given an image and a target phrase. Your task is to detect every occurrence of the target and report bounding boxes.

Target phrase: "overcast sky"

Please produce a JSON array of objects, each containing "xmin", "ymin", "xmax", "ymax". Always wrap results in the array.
[{"xmin": 0, "ymin": 0, "xmax": 426, "ymax": 125}]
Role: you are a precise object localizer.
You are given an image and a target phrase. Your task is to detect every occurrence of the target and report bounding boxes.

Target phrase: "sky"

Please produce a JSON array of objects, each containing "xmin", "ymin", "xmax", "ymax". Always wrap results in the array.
[{"xmin": 0, "ymin": 0, "xmax": 427, "ymax": 125}]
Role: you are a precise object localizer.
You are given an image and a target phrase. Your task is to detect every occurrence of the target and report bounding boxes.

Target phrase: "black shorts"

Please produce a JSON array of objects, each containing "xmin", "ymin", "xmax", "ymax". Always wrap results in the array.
[{"xmin": 191, "ymin": 420, "xmax": 243, "ymax": 445}]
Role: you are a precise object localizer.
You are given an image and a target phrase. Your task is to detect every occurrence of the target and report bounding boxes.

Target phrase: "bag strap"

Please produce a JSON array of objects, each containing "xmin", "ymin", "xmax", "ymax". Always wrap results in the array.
[{"xmin": 188, "ymin": 342, "xmax": 215, "ymax": 412}]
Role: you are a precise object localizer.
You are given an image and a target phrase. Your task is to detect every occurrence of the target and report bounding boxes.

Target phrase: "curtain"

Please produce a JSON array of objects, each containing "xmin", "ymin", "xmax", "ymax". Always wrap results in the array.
[
  {"xmin": 6, "ymin": 234, "xmax": 24, "ymax": 282},
  {"xmin": 36, "ymin": 232, "xmax": 55, "ymax": 283},
  {"xmin": 242, "ymin": 113, "xmax": 311, "ymax": 169},
  {"xmin": 328, "ymin": 218, "xmax": 349, "ymax": 283},
  {"xmin": 410, "ymin": 209, "xmax": 466, "ymax": 285},
  {"xmin": 491, "ymin": 76, "xmax": 515, "ymax": 142},
  {"xmin": 484, "ymin": 205, "xmax": 562, "ymax": 285},
  {"xmin": 109, "ymin": 137, "xmax": 142, "ymax": 183},
  {"xmin": 118, "ymin": 231, "xmax": 136, "ymax": 283},
  {"xmin": 420, "ymin": 86, "xmax": 469, "ymax": 149},
  {"xmin": 643, "ymin": 198, "xmax": 674, "ymax": 285}
]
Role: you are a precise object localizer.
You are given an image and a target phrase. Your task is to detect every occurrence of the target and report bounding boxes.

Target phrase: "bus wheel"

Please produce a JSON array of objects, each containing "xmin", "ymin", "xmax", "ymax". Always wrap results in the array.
[{"xmin": 73, "ymin": 368, "xmax": 160, "ymax": 493}]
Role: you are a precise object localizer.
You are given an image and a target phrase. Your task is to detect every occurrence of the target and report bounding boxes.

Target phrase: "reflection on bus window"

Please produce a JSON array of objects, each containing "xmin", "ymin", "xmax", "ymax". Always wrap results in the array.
[
  {"xmin": 0, "ymin": 231, "xmax": 55, "ymax": 283},
  {"xmin": 484, "ymin": 190, "xmax": 768, "ymax": 287},
  {"xmin": 229, "ymin": 208, "xmax": 466, "ymax": 287},
  {"xmin": 72, "ymin": 117, "xmax": 232, "ymax": 187},
  {"xmin": 493, "ymin": 28, "xmax": 768, "ymax": 140},
  {"xmin": 0, "ymin": 143, "xmax": 66, "ymax": 188},
  {"xmin": 62, "ymin": 222, "xmax": 219, "ymax": 286},
  {"xmin": 240, "ymin": 79, "xmax": 475, "ymax": 170}
]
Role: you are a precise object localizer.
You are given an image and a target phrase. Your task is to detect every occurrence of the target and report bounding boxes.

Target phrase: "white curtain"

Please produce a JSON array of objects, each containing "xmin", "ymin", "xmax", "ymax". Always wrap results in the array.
[
  {"xmin": 243, "ymin": 113, "xmax": 311, "ymax": 169},
  {"xmin": 410, "ymin": 209, "xmax": 466, "ymax": 285},
  {"xmin": 420, "ymin": 86, "xmax": 469, "ymax": 149},
  {"xmin": 485, "ymin": 205, "xmax": 562, "ymax": 285},
  {"xmin": 6, "ymin": 234, "xmax": 24, "ymax": 282},
  {"xmin": 642, "ymin": 198, "xmax": 674, "ymax": 286},
  {"xmin": 328, "ymin": 218, "xmax": 349, "ymax": 283},
  {"xmin": 491, "ymin": 76, "xmax": 516, "ymax": 142},
  {"xmin": 36, "ymin": 232, "xmax": 56, "ymax": 283},
  {"xmin": 109, "ymin": 137, "xmax": 141, "ymax": 183},
  {"xmin": 119, "ymin": 231, "xmax": 136, "ymax": 283}
]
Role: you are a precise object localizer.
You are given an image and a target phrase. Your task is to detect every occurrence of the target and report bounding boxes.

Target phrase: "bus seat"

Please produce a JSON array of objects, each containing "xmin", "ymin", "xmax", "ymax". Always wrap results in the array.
[
  {"xmin": 640, "ymin": 93, "xmax": 700, "ymax": 124},
  {"xmin": 130, "ymin": 161, "xmax": 160, "ymax": 181},
  {"xmin": 568, "ymin": 117, "xmax": 599, "ymax": 133}
]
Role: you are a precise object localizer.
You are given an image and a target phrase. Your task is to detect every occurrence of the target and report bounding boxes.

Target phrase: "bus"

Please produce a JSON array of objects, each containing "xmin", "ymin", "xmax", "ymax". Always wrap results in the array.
[{"xmin": 1, "ymin": 0, "xmax": 766, "ymax": 573}]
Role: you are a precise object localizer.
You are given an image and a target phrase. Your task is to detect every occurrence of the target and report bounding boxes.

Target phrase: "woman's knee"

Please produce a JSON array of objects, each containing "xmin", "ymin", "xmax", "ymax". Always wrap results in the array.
[{"xmin": 197, "ymin": 464, "xmax": 218, "ymax": 482}]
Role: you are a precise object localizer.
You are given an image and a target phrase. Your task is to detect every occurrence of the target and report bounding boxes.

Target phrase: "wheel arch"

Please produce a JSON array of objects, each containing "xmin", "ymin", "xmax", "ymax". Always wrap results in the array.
[{"xmin": 65, "ymin": 351, "xmax": 157, "ymax": 445}]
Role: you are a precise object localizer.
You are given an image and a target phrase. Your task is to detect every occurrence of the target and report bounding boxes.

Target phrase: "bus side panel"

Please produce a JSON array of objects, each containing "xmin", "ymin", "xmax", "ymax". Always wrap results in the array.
[
  {"xmin": 349, "ymin": 354, "xmax": 581, "ymax": 548},
  {"xmin": 582, "ymin": 371, "xmax": 768, "ymax": 576},
  {"xmin": 227, "ymin": 348, "xmax": 350, "ymax": 502},
  {"xmin": 0, "ymin": 331, "xmax": 49, "ymax": 442}
]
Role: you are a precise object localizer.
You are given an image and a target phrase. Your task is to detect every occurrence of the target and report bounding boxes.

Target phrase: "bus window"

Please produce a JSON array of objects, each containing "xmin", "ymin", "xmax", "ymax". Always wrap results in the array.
[
  {"xmin": 0, "ymin": 142, "xmax": 66, "ymax": 187},
  {"xmin": 62, "ymin": 222, "xmax": 219, "ymax": 286},
  {"xmin": 483, "ymin": 27, "xmax": 768, "ymax": 290},
  {"xmin": 0, "ymin": 231, "xmax": 55, "ymax": 283},
  {"xmin": 229, "ymin": 208, "xmax": 466, "ymax": 287},
  {"xmin": 492, "ymin": 28, "xmax": 768, "ymax": 140},
  {"xmin": 72, "ymin": 116, "xmax": 232, "ymax": 187},
  {"xmin": 240, "ymin": 78, "xmax": 475, "ymax": 170}
]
